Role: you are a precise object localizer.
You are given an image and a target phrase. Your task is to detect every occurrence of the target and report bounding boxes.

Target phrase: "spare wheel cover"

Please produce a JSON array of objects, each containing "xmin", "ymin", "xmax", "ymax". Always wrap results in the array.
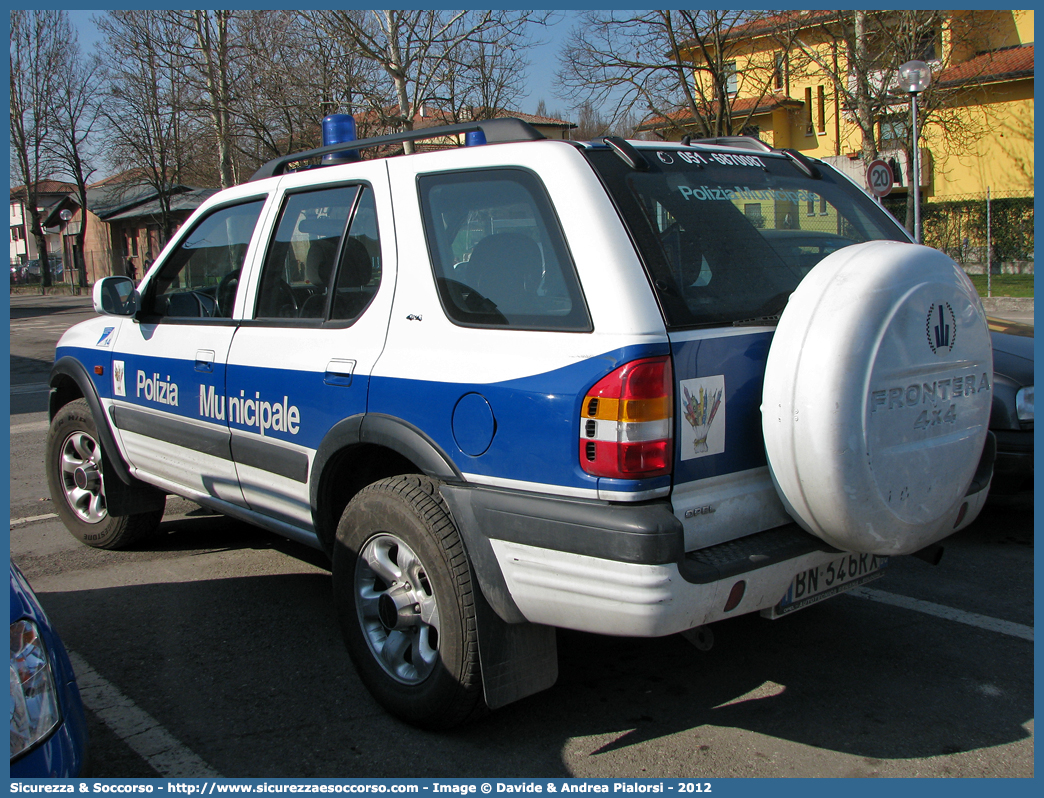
[{"xmin": 762, "ymin": 241, "xmax": 992, "ymax": 555}]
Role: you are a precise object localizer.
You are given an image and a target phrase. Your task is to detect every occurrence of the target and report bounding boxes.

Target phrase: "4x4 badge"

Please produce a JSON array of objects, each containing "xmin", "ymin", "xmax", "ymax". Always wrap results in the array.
[{"xmin": 926, "ymin": 302, "xmax": 956, "ymax": 355}]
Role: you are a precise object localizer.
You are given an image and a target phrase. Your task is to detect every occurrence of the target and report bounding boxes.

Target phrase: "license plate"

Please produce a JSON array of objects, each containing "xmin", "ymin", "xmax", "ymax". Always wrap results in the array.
[{"xmin": 765, "ymin": 553, "xmax": 889, "ymax": 618}]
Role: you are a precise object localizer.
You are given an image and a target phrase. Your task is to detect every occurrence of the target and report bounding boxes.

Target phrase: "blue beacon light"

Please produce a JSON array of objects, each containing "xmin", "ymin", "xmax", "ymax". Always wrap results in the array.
[
  {"xmin": 465, "ymin": 129, "xmax": 487, "ymax": 147},
  {"xmin": 322, "ymin": 114, "xmax": 360, "ymax": 163}
]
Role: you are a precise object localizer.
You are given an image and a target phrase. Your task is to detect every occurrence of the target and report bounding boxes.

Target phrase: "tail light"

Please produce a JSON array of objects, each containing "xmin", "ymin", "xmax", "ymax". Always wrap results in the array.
[{"xmin": 580, "ymin": 356, "xmax": 673, "ymax": 479}]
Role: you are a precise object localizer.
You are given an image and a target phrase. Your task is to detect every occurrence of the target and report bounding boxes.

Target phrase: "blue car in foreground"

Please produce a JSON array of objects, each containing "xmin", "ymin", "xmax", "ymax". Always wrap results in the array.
[{"xmin": 10, "ymin": 563, "xmax": 88, "ymax": 777}]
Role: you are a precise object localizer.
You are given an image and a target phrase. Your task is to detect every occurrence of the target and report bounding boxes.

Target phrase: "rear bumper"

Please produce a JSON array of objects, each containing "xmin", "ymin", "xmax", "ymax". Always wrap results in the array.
[
  {"xmin": 488, "ymin": 537, "xmax": 846, "ymax": 636},
  {"xmin": 442, "ymin": 483, "xmax": 840, "ymax": 634},
  {"xmin": 443, "ymin": 443, "xmax": 994, "ymax": 636}
]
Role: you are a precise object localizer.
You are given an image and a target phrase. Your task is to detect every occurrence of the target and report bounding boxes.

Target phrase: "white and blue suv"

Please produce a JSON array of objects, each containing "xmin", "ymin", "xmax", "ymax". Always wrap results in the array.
[{"xmin": 47, "ymin": 118, "xmax": 995, "ymax": 728}]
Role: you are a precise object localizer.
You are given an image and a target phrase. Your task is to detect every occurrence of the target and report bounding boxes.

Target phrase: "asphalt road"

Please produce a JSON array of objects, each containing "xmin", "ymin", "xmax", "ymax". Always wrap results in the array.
[{"xmin": 7, "ymin": 293, "xmax": 1035, "ymax": 779}]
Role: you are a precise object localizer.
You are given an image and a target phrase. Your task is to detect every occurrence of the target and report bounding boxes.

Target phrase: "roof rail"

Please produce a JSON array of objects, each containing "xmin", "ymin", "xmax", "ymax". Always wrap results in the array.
[
  {"xmin": 780, "ymin": 148, "xmax": 822, "ymax": 179},
  {"xmin": 686, "ymin": 135, "xmax": 773, "ymax": 153},
  {"xmin": 250, "ymin": 118, "xmax": 546, "ymax": 182}
]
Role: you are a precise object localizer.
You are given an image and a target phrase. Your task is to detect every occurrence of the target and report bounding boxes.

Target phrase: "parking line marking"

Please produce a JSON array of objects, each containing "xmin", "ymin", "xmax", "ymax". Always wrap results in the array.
[
  {"xmin": 10, "ymin": 382, "xmax": 50, "ymax": 395},
  {"xmin": 67, "ymin": 651, "xmax": 222, "ymax": 778},
  {"xmin": 847, "ymin": 587, "xmax": 1034, "ymax": 642},
  {"xmin": 10, "ymin": 513, "xmax": 58, "ymax": 527}
]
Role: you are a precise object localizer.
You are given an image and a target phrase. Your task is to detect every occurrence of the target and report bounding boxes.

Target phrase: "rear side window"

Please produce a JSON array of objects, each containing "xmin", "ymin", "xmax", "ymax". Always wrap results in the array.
[
  {"xmin": 418, "ymin": 169, "xmax": 591, "ymax": 331},
  {"xmin": 256, "ymin": 185, "xmax": 359, "ymax": 319}
]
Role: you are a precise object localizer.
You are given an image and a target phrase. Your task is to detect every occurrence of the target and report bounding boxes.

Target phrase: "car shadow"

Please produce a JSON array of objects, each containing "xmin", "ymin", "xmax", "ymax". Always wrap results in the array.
[
  {"xmin": 22, "ymin": 507, "xmax": 335, "ymax": 573},
  {"xmin": 26, "ymin": 538, "xmax": 1033, "ymax": 777},
  {"xmin": 9, "ymin": 303, "xmax": 87, "ymax": 320},
  {"xmin": 10, "ymin": 353, "xmax": 53, "ymax": 381}
]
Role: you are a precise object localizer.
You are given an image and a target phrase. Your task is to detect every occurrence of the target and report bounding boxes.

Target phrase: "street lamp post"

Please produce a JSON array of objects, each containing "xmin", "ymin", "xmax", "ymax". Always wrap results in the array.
[
  {"xmin": 898, "ymin": 60, "xmax": 932, "ymax": 243},
  {"xmin": 58, "ymin": 208, "xmax": 86, "ymax": 294}
]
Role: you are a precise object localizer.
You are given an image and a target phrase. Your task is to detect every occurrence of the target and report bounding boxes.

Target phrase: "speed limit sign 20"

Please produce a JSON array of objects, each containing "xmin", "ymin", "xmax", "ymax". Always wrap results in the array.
[{"xmin": 867, "ymin": 159, "xmax": 894, "ymax": 197}]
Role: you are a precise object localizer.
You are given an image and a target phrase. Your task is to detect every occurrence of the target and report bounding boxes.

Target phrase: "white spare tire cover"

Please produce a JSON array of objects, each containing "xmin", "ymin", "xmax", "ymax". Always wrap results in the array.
[{"xmin": 763, "ymin": 241, "xmax": 992, "ymax": 555}]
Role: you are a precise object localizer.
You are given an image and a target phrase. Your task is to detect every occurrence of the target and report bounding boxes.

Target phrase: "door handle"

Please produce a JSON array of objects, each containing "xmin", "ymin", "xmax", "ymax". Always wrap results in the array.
[
  {"xmin": 324, "ymin": 359, "xmax": 356, "ymax": 387},
  {"xmin": 195, "ymin": 349, "xmax": 215, "ymax": 373}
]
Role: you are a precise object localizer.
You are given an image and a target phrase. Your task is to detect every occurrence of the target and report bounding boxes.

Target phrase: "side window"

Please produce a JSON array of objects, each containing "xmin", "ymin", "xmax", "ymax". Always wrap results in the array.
[
  {"xmin": 330, "ymin": 188, "xmax": 382, "ymax": 322},
  {"xmin": 146, "ymin": 200, "xmax": 265, "ymax": 319},
  {"xmin": 418, "ymin": 169, "xmax": 591, "ymax": 331},
  {"xmin": 255, "ymin": 185, "xmax": 381, "ymax": 323}
]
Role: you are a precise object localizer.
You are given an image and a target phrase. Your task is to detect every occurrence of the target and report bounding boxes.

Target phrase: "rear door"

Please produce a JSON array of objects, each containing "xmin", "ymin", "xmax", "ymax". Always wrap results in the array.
[
  {"xmin": 581, "ymin": 146, "xmax": 912, "ymax": 550},
  {"xmin": 224, "ymin": 162, "xmax": 395, "ymax": 529}
]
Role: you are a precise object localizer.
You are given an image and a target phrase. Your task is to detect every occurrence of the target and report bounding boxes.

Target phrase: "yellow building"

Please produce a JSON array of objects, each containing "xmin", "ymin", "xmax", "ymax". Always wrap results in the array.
[{"xmin": 642, "ymin": 10, "xmax": 1034, "ymax": 205}]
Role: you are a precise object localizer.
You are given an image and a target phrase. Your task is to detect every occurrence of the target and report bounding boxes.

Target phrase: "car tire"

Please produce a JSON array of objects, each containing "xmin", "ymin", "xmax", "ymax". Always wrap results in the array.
[
  {"xmin": 45, "ymin": 399, "xmax": 164, "ymax": 549},
  {"xmin": 332, "ymin": 474, "xmax": 485, "ymax": 729}
]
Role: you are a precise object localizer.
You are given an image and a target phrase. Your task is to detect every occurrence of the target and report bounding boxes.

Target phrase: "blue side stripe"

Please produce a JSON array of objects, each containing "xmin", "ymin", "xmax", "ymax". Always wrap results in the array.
[
  {"xmin": 58, "ymin": 342, "xmax": 677, "ymax": 494},
  {"xmin": 63, "ymin": 330, "xmax": 768, "ymax": 493}
]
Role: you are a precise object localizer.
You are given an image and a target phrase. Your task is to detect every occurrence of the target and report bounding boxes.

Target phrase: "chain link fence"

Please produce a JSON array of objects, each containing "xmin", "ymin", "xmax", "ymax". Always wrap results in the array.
[
  {"xmin": 9, "ymin": 250, "xmax": 119, "ymax": 296},
  {"xmin": 884, "ymin": 190, "xmax": 1034, "ymax": 276}
]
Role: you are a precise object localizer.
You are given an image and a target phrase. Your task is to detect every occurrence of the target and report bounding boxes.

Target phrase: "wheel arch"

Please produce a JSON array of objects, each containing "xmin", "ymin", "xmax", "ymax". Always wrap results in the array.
[
  {"xmin": 309, "ymin": 413, "xmax": 463, "ymax": 554},
  {"xmin": 49, "ymin": 356, "xmax": 133, "ymax": 487}
]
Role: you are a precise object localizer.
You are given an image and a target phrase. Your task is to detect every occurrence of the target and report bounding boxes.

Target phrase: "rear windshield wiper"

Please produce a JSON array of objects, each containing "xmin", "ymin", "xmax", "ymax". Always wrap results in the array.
[
  {"xmin": 731, "ymin": 290, "xmax": 792, "ymax": 326},
  {"xmin": 732, "ymin": 314, "xmax": 782, "ymax": 327}
]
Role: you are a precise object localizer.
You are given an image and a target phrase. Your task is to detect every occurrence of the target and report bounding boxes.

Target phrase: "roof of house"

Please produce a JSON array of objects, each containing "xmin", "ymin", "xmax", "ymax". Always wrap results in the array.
[
  {"xmin": 357, "ymin": 106, "xmax": 575, "ymax": 131},
  {"xmin": 675, "ymin": 10, "xmax": 838, "ymax": 50},
  {"xmin": 10, "ymin": 181, "xmax": 78, "ymax": 201},
  {"xmin": 499, "ymin": 110, "xmax": 576, "ymax": 129},
  {"xmin": 637, "ymin": 94, "xmax": 804, "ymax": 133},
  {"xmin": 935, "ymin": 43, "xmax": 1034, "ymax": 87},
  {"xmin": 41, "ymin": 194, "xmax": 83, "ymax": 227},
  {"xmin": 103, "ymin": 188, "xmax": 218, "ymax": 222},
  {"xmin": 88, "ymin": 169, "xmax": 153, "ymax": 188},
  {"xmin": 85, "ymin": 181, "xmax": 166, "ymax": 219},
  {"xmin": 83, "ymin": 170, "xmax": 215, "ymax": 220}
]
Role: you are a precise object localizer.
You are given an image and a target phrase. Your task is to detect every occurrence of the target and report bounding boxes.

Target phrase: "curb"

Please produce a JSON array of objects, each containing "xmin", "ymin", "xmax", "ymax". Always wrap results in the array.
[{"xmin": 981, "ymin": 297, "xmax": 1034, "ymax": 313}]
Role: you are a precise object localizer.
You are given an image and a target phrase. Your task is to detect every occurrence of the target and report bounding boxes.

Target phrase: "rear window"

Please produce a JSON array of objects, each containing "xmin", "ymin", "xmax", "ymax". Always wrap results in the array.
[{"xmin": 586, "ymin": 147, "xmax": 909, "ymax": 328}]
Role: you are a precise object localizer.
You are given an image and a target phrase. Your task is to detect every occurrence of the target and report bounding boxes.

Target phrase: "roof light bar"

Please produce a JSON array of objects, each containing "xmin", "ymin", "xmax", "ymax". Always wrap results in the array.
[{"xmin": 321, "ymin": 114, "xmax": 360, "ymax": 164}]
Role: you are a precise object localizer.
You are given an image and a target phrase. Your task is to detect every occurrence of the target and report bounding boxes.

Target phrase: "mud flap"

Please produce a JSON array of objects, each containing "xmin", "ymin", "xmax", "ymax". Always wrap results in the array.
[
  {"xmin": 439, "ymin": 483, "xmax": 558, "ymax": 709},
  {"xmin": 473, "ymin": 586, "xmax": 558, "ymax": 710},
  {"xmin": 100, "ymin": 445, "xmax": 166, "ymax": 517}
]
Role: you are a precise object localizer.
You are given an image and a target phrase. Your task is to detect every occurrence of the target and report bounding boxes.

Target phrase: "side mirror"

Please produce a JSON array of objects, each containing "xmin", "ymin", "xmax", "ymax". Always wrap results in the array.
[{"xmin": 93, "ymin": 276, "xmax": 140, "ymax": 317}]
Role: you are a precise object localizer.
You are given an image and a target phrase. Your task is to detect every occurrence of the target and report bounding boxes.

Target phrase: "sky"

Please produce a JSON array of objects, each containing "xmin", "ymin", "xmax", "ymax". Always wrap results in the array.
[{"xmin": 66, "ymin": 9, "xmax": 579, "ymax": 118}]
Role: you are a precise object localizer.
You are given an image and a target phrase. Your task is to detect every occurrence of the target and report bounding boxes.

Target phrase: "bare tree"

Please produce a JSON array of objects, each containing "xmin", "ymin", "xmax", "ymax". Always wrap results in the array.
[
  {"xmin": 570, "ymin": 100, "xmax": 638, "ymax": 140},
  {"xmin": 48, "ymin": 12, "xmax": 105, "ymax": 290},
  {"xmin": 171, "ymin": 10, "xmax": 239, "ymax": 187},
  {"xmin": 315, "ymin": 10, "xmax": 545, "ymax": 151},
  {"xmin": 97, "ymin": 10, "xmax": 197, "ymax": 243},
  {"xmin": 438, "ymin": 27, "xmax": 530, "ymax": 122},
  {"xmin": 557, "ymin": 10, "xmax": 782, "ymax": 139},
  {"xmin": 10, "ymin": 9, "xmax": 63, "ymax": 291},
  {"xmin": 234, "ymin": 11, "xmax": 319, "ymax": 163},
  {"xmin": 234, "ymin": 10, "xmax": 377, "ymax": 168}
]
